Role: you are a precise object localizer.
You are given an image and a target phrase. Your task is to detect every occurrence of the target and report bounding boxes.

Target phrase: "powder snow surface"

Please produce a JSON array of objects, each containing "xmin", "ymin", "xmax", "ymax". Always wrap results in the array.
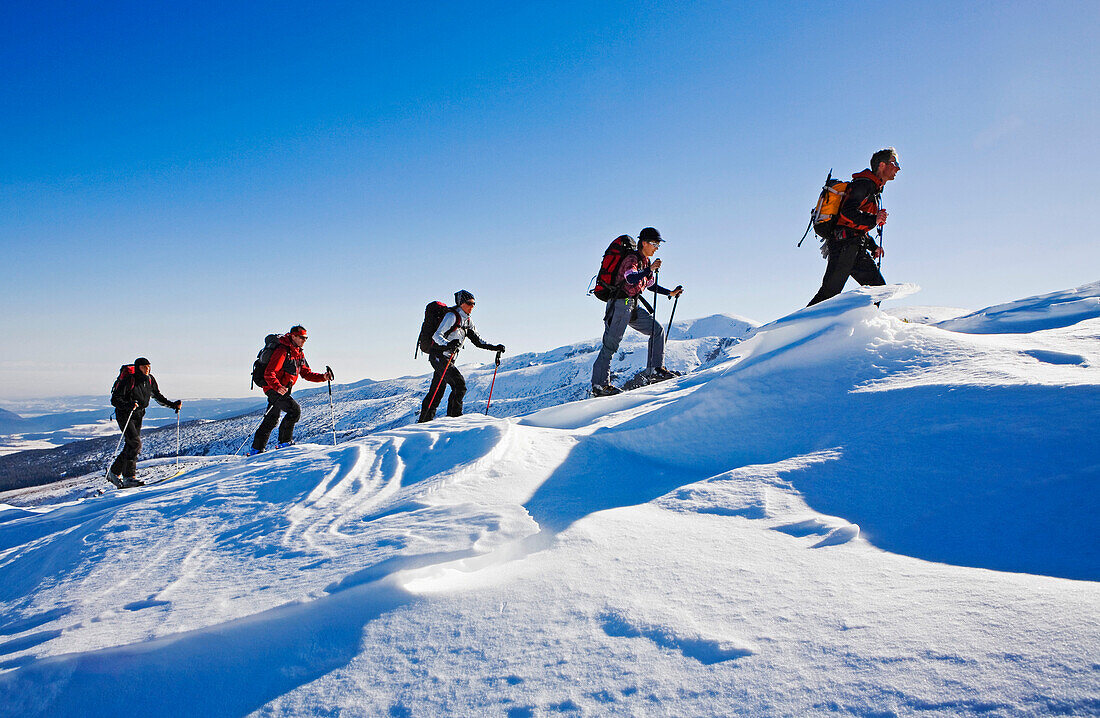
[{"xmin": 0, "ymin": 283, "xmax": 1098, "ymax": 717}]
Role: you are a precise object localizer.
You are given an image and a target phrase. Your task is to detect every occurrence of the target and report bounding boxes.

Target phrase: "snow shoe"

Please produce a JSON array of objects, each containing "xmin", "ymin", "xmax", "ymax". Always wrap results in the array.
[
  {"xmin": 246, "ymin": 448, "xmax": 264, "ymax": 457},
  {"xmin": 622, "ymin": 370, "xmax": 658, "ymax": 391},
  {"xmin": 120, "ymin": 476, "xmax": 145, "ymax": 488},
  {"xmin": 276, "ymin": 441, "xmax": 295, "ymax": 449},
  {"xmin": 105, "ymin": 471, "xmax": 124, "ymax": 489},
  {"xmin": 654, "ymin": 367, "xmax": 681, "ymax": 380},
  {"xmin": 591, "ymin": 384, "xmax": 622, "ymax": 397}
]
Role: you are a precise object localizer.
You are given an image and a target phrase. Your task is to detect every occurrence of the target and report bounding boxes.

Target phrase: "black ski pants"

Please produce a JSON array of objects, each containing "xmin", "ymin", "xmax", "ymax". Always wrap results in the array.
[
  {"xmin": 252, "ymin": 389, "xmax": 301, "ymax": 450},
  {"xmin": 807, "ymin": 238, "xmax": 885, "ymax": 307},
  {"xmin": 110, "ymin": 407, "xmax": 145, "ymax": 478},
  {"xmin": 419, "ymin": 350, "xmax": 465, "ymax": 422}
]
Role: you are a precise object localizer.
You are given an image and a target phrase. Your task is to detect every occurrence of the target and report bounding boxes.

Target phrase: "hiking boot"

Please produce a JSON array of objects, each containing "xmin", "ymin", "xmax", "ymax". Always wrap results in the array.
[
  {"xmin": 246, "ymin": 448, "xmax": 264, "ymax": 457},
  {"xmin": 591, "ymin": 384, "xmax": 622, "ymax": 397},
  {"xmin": 120, "ymin": 476, "xmax": 144, "ymax": 488},
  {"xmin": 655, "ymin": 367, "xmax": 681, "ymax": 380},
  {"xmin": 105, "ymin": 472, "xmax": 124, "ymax": 489},
  {"xmin": 276, "ymin": 441, "xmax": 295, "ymax": 449}
]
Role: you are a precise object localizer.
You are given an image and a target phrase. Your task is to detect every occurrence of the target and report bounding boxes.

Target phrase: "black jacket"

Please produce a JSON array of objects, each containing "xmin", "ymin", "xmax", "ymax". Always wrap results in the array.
[
  {"xmin": 112, "ymin": 371, "xmax": 174, "ymax": 412},
  {"xmin": 835, "ymin": 169, "xmax": 886, "ymax": 247}
]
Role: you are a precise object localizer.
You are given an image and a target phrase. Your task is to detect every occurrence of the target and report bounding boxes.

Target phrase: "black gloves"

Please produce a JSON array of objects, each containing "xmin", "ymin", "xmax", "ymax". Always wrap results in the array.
[
  {"xmin": 171, "ymin": 400, "xmax": 182, "ymax": 412},
  {"xmin": 445, "ymin": 339, "xmax": 461, "ymax": 352},
  {"xmin": 492, "ymin": 344, "xmax": 506, "ymax": 353}
]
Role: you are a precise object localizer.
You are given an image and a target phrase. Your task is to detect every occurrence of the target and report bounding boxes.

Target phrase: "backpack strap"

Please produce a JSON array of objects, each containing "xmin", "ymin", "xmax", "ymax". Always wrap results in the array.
[{"xmin": 438, "ymin": 309, "xmax": 463, "ymax": 344}]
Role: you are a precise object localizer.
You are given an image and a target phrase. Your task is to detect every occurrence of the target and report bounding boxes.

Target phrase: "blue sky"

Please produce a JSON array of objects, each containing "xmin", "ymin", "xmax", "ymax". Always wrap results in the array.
[{"xmin": 2, "ymin": 1, "xmax": 1098, "ymax": 400}]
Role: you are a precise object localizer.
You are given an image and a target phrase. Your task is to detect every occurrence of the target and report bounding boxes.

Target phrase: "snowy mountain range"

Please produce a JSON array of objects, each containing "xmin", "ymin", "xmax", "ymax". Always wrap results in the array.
[{"xmin": 0, "ymin": 282, "xmax": 1097, "ymax": 716}]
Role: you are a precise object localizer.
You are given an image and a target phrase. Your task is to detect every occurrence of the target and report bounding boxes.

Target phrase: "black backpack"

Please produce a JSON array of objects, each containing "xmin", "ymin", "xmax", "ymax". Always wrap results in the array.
[
  {"xmin": 416, "ymin": 302, "xmax": 460, "ymax": 357},
  {"xmin": 251, "ymin": 333, "xmax": 282, "ymax": 389},
  {"xmin": 111, "ymin": 364, "xmax": 136, "ymax": 403},
  {"xmin": 589, "ymin": 235, "xmax": 636, "ymax": 301}
]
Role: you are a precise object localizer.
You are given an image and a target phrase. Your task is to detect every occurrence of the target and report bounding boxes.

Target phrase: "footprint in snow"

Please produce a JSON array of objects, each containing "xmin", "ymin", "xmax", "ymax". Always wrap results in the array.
[
  {"xmin": 598, "ymin": 609, "xmax": 753, "ymax": 664},
  {"xmin": 773, "ymin": 517, "xmax": 860, "ymax": 548}
]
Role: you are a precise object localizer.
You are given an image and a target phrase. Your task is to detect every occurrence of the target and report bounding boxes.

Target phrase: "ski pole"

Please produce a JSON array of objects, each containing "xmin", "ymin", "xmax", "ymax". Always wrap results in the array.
[
  {"xmin": 422, "ymin": 349, "xmax": 453, "ymax": 411},
  {"xmin": 665, "ymin": 295, "xmax": 680, "ymax": 342},
  {"xmin": 425, "ymin": 338, "xmax": 465, "ymax": 415},
  {"xmin": 106, "ymin": 408, "xmax": 135, "ymax": 479},
  {"xmin": 876, "ymin": 226, "xmax": 885, "ymax": 270},
  {"xmin": 175, "ymin": 408, "xmax": 180, "ymax": 466},
  {"xmin": 234, "ymin": 402, "xmax": 276, "ymax": 456},
  {"xmin": 485, "ymin": 350, "xmax": 502, "ymax": 415},
  {"xmin": 651, "ymin": 269, "xmax": 660, "ymax": 337},
  {"xmin": 326, "ymin": 365, "xmax": 337, "ymax": 446}
]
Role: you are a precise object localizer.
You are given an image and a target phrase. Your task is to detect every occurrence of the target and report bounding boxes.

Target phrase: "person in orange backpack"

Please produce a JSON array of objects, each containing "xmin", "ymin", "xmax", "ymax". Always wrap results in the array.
[
  {"xmin": 248, "ymin": 325, "xmax": 333, "ymax": 455},
  {"xmin": 808, "ymin": 148, "xmax": 900, "ymax": 306}
]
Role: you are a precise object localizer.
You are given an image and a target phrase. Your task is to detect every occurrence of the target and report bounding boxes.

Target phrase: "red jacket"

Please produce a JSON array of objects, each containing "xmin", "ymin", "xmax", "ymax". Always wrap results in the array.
[{"xmin": 262, "ymin": 335, "xmax": 326, "ymax": 391}]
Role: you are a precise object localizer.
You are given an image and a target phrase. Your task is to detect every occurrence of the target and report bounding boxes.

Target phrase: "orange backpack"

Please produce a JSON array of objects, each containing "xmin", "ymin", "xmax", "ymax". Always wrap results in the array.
[{"xmin": 799, "ymin": 170, "xmax": 850, "ymax": 246}]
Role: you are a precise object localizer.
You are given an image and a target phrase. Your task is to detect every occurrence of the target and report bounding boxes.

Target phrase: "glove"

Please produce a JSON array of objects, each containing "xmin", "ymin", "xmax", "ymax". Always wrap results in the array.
[
  {"xmin": 171, "ymin": 400, "xmax": 182, "ymax": 412},
  {"xmin": 492, "ymin": 344, "xmax": 505, "ymax": 353},
  {"xmin": 445, "ymin": 339, "xmax": 461, "ymax": 352}
]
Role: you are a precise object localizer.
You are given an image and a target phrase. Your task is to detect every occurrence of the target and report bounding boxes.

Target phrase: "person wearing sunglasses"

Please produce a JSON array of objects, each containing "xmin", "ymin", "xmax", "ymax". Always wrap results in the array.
[
  {"xmin": 248, "ymin": 325, "xmax": 334, "ymax": 455},
  {"xmin": 808, "ymin": 148, "xmax": 901, "ymax": 306},
  {"xmin": 418, "ymin": 289, "xmax": 505, "ymax": 423}
]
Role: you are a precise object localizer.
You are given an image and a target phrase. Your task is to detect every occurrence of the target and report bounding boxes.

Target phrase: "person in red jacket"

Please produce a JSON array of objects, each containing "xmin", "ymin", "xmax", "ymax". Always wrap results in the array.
[
  {"xmin": 807, "ymin": 148, "xmax": 900, "ymax": 306},
  {"xmin": 248, "ymin": 325, "xmax": 333, "ymax": 455}
]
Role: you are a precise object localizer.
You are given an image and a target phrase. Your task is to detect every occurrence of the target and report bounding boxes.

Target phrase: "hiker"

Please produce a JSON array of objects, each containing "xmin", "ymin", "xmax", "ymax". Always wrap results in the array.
[
  {"xmin": 591, "ymin": 227, "xmax": 684, "ymax": 396},
  {"xmin": 107, "ymin": 357, "xmax": 182, "ymax": 488},
  {"xmin": 807, "ymin": 148, "xmax": 900, "ymax": 306},
  {"xmin": 248, "ymin": 325, "xmax": 333, "ymax": 455},
  {"xmin": 418, "ymin": 290, "xmax": 505, "ymax": 422}
]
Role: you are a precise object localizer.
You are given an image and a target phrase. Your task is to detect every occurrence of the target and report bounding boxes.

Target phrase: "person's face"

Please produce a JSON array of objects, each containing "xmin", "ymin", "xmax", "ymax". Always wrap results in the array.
[
  {"xmin": 292, "ymin": 334, "xmax": 307, "ymax": 348},
  {"xmin": 640, "ymin": 239, "xmax": 660, "ymax": 257},
  {"xmin": 462, "ymin": 300, "xmax": 475, "ymax": 314},
  {"xmin": 138, "ymin": 364, "xmax": 151, "ymax": 375},
  {"xmin": 880, "ymin": 157, "xmax": 900, "ymax": 182}
]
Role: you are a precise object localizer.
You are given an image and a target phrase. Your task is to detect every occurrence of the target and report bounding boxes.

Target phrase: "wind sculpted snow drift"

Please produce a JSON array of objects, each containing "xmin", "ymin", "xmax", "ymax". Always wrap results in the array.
[{"xmin": 0, "ymin": 283, "xmax": 1098, "ymax": 717}]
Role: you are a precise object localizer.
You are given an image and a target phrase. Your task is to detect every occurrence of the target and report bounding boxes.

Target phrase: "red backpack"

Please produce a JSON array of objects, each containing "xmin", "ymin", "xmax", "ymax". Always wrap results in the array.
[
  {"xmin": 111, "ymin": 364, "xmax": 136, "ymax": 402},
  {"xmin": 588, "ymin": 235, "xmax": 637, "ymax": 301}
]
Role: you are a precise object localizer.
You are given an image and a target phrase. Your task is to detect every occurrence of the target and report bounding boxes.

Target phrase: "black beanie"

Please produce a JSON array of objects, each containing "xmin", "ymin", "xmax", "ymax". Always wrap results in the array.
[
  {"xmin": 134, "ymin": 357, "xmax": 150, "ymax": 367},
  {"xmin": 639, "ymin": 227, "xmax": 663, "ymax": 243}
]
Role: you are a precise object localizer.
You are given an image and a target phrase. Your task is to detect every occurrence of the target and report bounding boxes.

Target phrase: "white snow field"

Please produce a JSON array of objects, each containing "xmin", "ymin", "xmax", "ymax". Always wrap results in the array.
[{"xmin": 0, "ymin": 283, "xmax": 1098, "ymax": 717}]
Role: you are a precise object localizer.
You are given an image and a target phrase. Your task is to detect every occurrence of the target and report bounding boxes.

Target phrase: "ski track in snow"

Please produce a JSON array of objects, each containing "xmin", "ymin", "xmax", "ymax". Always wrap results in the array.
[{"xmin": 0, "ymin": 283, "xmax": 1099, "ymax": 716}]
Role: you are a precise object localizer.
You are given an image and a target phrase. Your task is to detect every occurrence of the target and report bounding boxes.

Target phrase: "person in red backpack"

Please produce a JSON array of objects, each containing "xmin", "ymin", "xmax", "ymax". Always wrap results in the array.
[
  {"xmin": 591, "ymin": 227, "xmax": 684, "ymax": 396},
  {"xmin": 248, "ymin": 325, "xmax": 333, "ymax": 455},
  {"xmin": 807, "ymin": 148, "xmax": 900, "ymax": 306},
  {"xmin": 107, "ymin": 357, "xmax": 182, "ymax": 488}
]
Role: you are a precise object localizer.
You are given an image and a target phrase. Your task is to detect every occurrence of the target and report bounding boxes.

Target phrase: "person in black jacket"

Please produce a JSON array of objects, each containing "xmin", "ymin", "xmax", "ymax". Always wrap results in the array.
[
  {"xmin": 418, "ymin": 290, "xmax": 505, "ymax": 423},
  {"xmin": 808, "ymin": 148, "xmax": 900, "ymax": 306},
  {"xmin": 107, "ymin": 357, "xmax": 181, "ymax": 488}
]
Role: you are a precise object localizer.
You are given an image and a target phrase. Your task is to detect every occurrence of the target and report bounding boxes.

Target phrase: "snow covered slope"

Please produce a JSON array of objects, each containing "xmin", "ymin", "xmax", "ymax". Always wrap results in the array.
[
  {"xmin": 0, "ymin": 313, "xmax": 757, "ymax": 490},
  {"xmin": 0, "ymin": 287, "xmax": 1097, "ymax": 716},
  {"xmin": 933, "ymin": 280, "xmax": 1100, "ymax": 334}
]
